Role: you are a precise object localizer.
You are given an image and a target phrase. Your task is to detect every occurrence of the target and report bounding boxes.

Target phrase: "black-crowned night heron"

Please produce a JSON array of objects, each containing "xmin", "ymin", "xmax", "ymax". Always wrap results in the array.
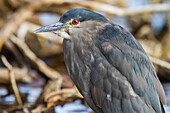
[{"xmin": 34, "ymin": 8, "xmax": 166, "ymax": 113}]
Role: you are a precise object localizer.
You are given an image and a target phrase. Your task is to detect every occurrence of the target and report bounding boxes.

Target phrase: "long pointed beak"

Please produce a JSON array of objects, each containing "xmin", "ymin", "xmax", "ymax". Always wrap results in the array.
[{"xmin": 34, "ymin": 22, "xmax": 69, "ymax": 33}]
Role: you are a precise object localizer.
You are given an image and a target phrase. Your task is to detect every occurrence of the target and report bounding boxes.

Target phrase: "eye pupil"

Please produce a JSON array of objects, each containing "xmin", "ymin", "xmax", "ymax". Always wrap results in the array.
[{"xmin": 72, "ymin": 19, "xmax": 79, "ymax": 25}]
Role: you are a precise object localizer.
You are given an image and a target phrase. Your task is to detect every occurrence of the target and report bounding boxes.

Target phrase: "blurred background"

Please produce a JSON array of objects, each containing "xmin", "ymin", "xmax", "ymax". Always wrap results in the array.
[{"xmin": 0, "ymin": 0, "xmax": 169, "ymax": 113}]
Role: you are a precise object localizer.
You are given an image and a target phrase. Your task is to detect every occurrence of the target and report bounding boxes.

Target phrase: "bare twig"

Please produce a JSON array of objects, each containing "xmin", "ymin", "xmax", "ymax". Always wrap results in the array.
[
  {"xmin": 5, "ymin": 40, "xmax": 26, "ymax": 66},
  {"xmin": 77, "ymin": 2, "xmax": 170, "ymax": 16},
  {"xmin": 18, "ymin": 22, "xmax": 63, "ymax": 56},
  {"xmin": 0, "ymin": 0, "xmax": 71, "ymax": 50},
  {"xmin": 149, "ymin": 56, "xmax": 170, "ymax": 70},
  {"xmin": 0, "ymin": 0, "xmax": 170, "ymax": 50},
  {"xmin": 45, "ymin": 86, "xmax": 83, "ymax": 103},
  {"xmin": 23, "ymin": 22, "xmax": 63, "ymax": 44},
  {"xmin": 1, "ymin": 55, "xmax": 23, "ymax": 105},
  {"xmin": 10, "ymin": 35, "xmax": 61, "ymax": 80},
  {"xmin": 0, "ymin": 67, "xmax": 32, "ymax": 83},
  {"xmin": 44, "ymin": 86, "xmax": 83, "ymax": 108},
  {"xmin": 0, "ymin": 4, "xmax": 33, "ymax": 50}
]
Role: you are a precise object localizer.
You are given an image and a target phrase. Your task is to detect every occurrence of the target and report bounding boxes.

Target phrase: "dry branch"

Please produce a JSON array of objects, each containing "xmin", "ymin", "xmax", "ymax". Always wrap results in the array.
[
  {"xmin": 149, "ymin": 56, "xmax": 170, "ymax": 70},
  {"xmin": 0, "ymin": 0, "xmax": 73, "ymax": 50},
  {"xmin": 0, "ymin": 0, "xmax": 170, "ymax": 50},
  {"xmin": 45, "ymin": 86, "xmax": 83, "ymax": 108},
  {"xmin": 139, "ymin": 39, "xmax": 162, "ymax": 58},
  {"xmin": 19, "ymin": 22, "xmax": 63, "ymax": 56},
  {"xmin": 5, "ymin": 40, "xmax": 26, "ymax": 66},
  {"xmin": 0, "ymin": 67, "xmax": 32, "ymax": 83},
  {"xmin": 77, "ymin": 2, "xmax": 170, "ymax": 16},
  {"xmin": 24, "ymin": 22, "xmax": 63, "ymax": 44},
  {"xmin": 10, "ymin": 35, "xmax": 61, "ymax": 80},
  {"xmin": 1, "ymin": 56, "xmax": 23, "ymax": 105}
]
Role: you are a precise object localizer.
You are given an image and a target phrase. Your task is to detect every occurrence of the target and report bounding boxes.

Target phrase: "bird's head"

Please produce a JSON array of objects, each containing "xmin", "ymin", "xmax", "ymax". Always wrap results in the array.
[{"xmin": 34, "ymin": 8, "xmax": 108, "ymax": 39}]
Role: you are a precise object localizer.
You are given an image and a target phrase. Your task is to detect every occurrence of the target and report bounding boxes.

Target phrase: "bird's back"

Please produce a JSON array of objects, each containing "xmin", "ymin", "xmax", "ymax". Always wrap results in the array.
[{"xmin": 63, "ymin": 22, "xmax": 166, "ymax": 113}]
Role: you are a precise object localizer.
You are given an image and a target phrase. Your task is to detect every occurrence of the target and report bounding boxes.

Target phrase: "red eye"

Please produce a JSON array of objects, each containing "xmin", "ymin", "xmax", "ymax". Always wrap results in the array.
[{"xmin": 72, "ymin": 19, "xmax": 79, "ymax": 25}]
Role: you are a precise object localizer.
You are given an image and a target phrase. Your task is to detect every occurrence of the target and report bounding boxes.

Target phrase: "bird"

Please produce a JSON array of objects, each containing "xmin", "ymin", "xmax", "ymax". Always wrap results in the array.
[{"xmin": 34, "ymin": 8, "xmax": 166, "ymax": 113}]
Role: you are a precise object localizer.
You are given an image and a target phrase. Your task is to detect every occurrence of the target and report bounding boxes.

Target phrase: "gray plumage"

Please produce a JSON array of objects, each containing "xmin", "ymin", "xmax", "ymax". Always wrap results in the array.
[{"xmin": 34, "ymin": 8, "xmax": 166, "ymax": 113}]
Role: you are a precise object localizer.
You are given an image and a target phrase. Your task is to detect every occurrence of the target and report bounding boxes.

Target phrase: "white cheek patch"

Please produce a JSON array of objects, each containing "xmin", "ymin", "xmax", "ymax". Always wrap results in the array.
[{"xmin": 53, "ymin": 30, "xmax": 71, "ymax": 39}]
